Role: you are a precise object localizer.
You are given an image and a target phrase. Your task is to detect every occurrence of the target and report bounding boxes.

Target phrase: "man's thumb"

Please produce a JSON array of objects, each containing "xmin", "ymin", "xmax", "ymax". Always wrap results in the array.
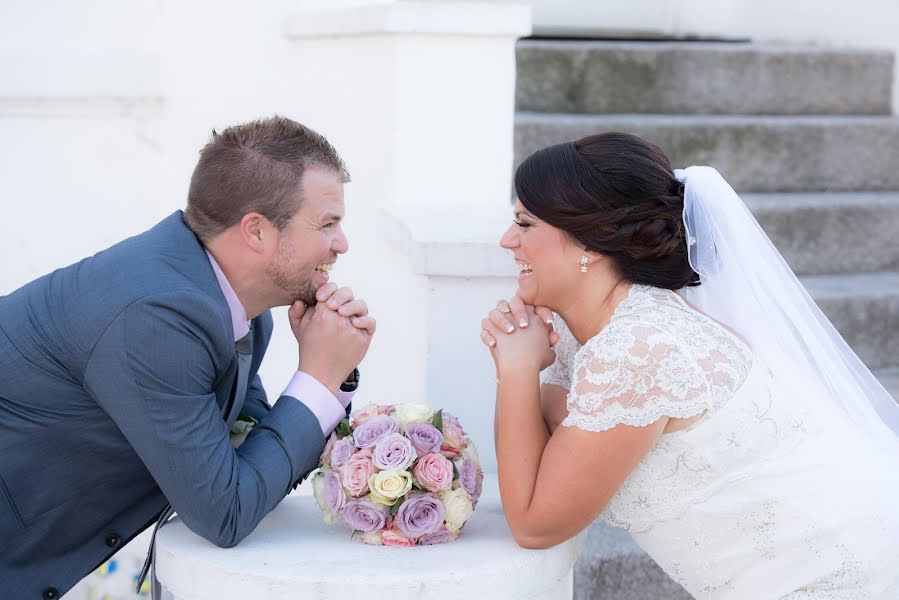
[{"xmin": 288, "ymin": 301, "xmax": 307, "ymax": 325}]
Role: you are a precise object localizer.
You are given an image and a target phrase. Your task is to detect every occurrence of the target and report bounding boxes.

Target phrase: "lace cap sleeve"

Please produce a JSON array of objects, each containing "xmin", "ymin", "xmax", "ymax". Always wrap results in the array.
[
  {"xmin": 541, "ymin": 314, "xmax": 580, "ymax": 389},
  {"xmin": 561, "ymin": 317, "xmax": 714, "ymax": 433}
]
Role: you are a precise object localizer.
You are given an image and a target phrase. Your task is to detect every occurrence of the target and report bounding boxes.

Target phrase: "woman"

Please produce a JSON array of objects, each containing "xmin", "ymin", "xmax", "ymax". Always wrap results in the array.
[{"xmin": 480, "ymin": 133, "xmax": 899, "ymax": 598}]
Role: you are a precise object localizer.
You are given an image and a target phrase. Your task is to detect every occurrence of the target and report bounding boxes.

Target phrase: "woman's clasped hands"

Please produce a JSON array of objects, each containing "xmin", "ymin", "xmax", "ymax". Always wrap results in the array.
[{"xmin": 480, "ymin": 295, "xmax": 560, "ymax": 379}]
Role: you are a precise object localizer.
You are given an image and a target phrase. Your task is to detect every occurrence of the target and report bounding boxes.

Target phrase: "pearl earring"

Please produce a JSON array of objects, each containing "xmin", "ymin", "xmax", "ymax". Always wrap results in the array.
[{"xmin": 579, "ymin": 255, "xmax": 589, "ymax": 273}]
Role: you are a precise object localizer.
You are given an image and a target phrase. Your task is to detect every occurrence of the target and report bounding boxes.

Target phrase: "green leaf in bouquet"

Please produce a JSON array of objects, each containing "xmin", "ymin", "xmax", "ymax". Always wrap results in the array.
[
  {"xmin": 411, "ymin": 479, "xmax": 424, "ymax": 491},
  {"xmin": 336, "ymin": 418, "xmax": 352, "ymax": 438},
  {"xmin": 389, "ymin": 496, "xmax": 406, "ymax": 516},
  {"xmin": 431, "ymin": 409, "xmax": 443, "ymax": 432},
  {"xmin": 229, "ymin": 415, "xmax": 257, "ymax": 436},
  {"xmin": 452, "ymin": 461, "xmax": 460, "ymax": 481}
]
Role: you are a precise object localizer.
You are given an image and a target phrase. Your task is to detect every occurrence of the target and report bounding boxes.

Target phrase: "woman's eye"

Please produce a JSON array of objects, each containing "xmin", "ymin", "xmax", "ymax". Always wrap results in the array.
[{"xmin": 514, "ymin": 220, "xmax": 531, "ymax": 229}]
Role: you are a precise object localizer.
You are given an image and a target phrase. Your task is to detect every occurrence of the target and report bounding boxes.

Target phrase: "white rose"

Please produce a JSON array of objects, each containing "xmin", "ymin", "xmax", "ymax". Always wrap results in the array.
[
  {"xmin": 440, "ymin": 488, "xmax": 474, "ymax": 533},
  {"xmin": 394, "ymin": 402, "xmax": 436, "ymax": 428},
  {"xmin": 358, "ymin": 530, "xmax": 383, "ymax": 545},
  {"xmin": 367, "ymin": 469, "xmax": 413, "ymax": 506},
  {"xmin": 311, "ymin": 472, "xmax": 337, "ymax": 524},
  {"xmin": 460, "ymin": 440, "xmax": 480, "ymax": 468}
]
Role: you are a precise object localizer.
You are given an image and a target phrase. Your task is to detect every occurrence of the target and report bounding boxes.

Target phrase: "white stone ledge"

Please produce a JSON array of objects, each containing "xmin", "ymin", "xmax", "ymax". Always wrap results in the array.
[
  {"xmin": 381, "ymin": 206, "xmax": 516, "ymax": 278},
  {"xmin": 0, "ymin": 97, "xmax": 164, "ymax": 118},
  {"xmin": 284, "ymin": 2, "xmax": 531, "ymax": 39},
  {"xmin": 0, "ymin": 49, "xmax": 165, "ymax": 99}
]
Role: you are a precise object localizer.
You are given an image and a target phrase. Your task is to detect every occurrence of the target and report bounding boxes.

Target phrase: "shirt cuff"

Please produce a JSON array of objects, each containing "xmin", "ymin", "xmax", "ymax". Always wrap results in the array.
[
  {"xmin": 281, "ymin": 371, "xmax": 346, "ymax": 435},
  {"xmin": 336, "ymin": 389, "xmax": 355, "ymax": 410}
]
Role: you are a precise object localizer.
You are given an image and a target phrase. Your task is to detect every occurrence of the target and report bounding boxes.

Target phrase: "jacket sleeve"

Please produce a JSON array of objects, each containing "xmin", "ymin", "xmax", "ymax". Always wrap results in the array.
[
  {"xmin": 240, "ymin": 374, "xmax": 272, "ymax": 423},
  {"xmin": 83, "ymin": 292, "xmax": 325, "ymax": 548}
]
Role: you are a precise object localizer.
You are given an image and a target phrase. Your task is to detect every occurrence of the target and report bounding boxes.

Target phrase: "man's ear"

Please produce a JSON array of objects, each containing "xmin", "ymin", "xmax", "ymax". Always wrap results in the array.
[{"xmin": 240, "ymin": 213, "xmax": 268, "ymax": 254}]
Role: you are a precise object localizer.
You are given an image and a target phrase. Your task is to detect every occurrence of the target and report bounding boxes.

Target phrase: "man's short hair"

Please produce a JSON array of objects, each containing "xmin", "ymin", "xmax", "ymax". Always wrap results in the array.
[{"xmin": 183, "ymin": 116, "xmax": 349, "ymax": 242}]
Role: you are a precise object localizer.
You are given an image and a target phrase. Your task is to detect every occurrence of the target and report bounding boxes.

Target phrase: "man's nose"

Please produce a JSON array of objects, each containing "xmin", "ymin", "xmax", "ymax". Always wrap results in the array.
[{"xmin": 334, "ymin": 225, "xmax": 349, "ymax": 254}]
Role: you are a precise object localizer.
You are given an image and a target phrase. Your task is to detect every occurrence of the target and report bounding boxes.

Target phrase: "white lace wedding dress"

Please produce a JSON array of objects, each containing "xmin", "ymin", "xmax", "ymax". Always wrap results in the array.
[{"xmin": 544, "ymin": 284, "xmax": 899, "ymax": 599}]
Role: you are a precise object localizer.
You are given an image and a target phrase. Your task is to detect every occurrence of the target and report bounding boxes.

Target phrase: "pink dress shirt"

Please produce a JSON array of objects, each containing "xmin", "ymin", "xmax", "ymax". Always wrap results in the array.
[{"xmin": 206, "ymin": 251, "xmax": 354, "ymax": 435}]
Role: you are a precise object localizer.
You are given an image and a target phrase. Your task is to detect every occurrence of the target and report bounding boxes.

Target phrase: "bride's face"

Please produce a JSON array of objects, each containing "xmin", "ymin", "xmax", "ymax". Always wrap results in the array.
[{"xmin": 500, "ymin": 200, "xmax": 581, "ymax": 308}]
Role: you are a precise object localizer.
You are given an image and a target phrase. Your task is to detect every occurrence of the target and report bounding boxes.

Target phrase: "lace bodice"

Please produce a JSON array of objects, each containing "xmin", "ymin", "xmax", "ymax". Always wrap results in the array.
[
  {"xmin": 540, "ymin": 284, "xmax": 899, "ymax": 597},
  {"xmin": 547, "ymin": 285, "xmax": 753, "ymax": 433}
]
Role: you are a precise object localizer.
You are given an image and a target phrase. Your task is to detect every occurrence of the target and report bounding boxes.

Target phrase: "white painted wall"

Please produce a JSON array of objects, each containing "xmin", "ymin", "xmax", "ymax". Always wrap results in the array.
[{"xmin": 1, "ymin": 0, "xmax": 527, "ymax": 466}]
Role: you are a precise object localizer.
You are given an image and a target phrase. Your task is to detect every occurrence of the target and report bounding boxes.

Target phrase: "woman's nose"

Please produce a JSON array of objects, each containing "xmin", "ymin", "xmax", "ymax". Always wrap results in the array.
[{"xmin": 499, "ymin": 225, "xmax": 518, "ymax": 249}]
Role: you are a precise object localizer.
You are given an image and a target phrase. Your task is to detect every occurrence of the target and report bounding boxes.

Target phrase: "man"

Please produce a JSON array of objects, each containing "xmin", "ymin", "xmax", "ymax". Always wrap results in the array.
[{"xmin": 0, "ymin": 116, "xmax": 373, "ymax": 599}]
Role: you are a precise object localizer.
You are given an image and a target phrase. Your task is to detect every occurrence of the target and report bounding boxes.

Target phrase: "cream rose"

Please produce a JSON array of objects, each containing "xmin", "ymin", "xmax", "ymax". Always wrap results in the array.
[
  {"xmin": 367, "ymin": 469, "xmax": 413, "ymax": 506},
  {"xmin": 460, "ymin": 439, "xmax": 480, "ymax": 467},
  {"xmin": 440, "ymin": 488, "xmax": 474, "ymax": 533},
  {"xmin": 395, "ymin": 402, "xmax": 436, "ymax": 429}
]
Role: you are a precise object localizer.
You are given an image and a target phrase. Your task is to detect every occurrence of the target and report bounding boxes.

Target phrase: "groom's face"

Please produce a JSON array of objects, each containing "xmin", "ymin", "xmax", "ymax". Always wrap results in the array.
[{"xmin": 265, "ymin": 167, "xmax": 348, "ymax": 305}]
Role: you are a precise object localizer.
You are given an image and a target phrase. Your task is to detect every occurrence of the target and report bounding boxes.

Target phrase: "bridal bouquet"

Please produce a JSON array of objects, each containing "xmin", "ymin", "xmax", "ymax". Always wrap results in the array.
[{"xmin": 312, "ymin": 403, "xmax": 483, "ymax": 546}]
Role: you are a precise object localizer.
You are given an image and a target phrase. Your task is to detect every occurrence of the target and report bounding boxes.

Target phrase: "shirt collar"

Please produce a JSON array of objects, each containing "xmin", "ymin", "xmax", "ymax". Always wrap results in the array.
[{"xmin": 205, "ymin": 250, "xmax": 251, "ymax": 342}]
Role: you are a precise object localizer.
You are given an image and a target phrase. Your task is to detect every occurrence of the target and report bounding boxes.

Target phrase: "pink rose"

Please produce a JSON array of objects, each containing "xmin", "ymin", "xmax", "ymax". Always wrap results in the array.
[
  {"xmin": 340, "ymin": 450, "xmax": 374, "ymax": 497},
  {"xmin": 440, "ymin": 413, "xmax": 468, "ymax": 459},
  {"xmin": 381, "ymin": 527, "xmax": 415, "ymax": 547},
  {"xmin": 412, "ymin": 453, "xmax": 454, "ymax": 492},
  {"xmin": 351, "ymin": 404, "xmax": 389, "ymax": 427}
]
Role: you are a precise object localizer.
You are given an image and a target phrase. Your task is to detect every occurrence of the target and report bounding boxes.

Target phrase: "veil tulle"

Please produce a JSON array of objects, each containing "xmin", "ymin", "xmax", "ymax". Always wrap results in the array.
[{"xmin": 673, "ymin": 166, "xmax": 898, "ymax": 452}]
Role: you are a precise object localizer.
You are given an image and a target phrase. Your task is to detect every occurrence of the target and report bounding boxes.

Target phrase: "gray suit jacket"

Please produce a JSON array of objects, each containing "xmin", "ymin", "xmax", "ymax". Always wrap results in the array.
[{"xmin": 0, "ymin": 211, "xmax": 330, "ymax": 599}]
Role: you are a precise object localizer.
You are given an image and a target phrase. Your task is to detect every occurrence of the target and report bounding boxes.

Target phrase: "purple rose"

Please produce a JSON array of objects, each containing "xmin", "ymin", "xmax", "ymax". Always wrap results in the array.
[
  {"xmin": 373, "ymin": 433, "xmax": 417, "ymax": 470},
  {"xmin": 395, "ymin": 493, "xmax": 445, "ymax": 538},
  {"xmin": 418, "ymin": 526, "xmax": 458, "ymax": 545},
  {"xmin": 322, "ymin": 470, "xmax": 346, "ymax": 515},
  {"xmin": 404, "ymin": 422, "xmax": 443, "ymax": 456},
  {"xmin": 342, "ymin": 497, "xmax": 389, "ymax": 533},
  {"xmin": 330, "ymin": 437, "xmax": 355, "ymax": 469},
  {"xmin": 319, "ymin": 433, "xmax": 337, "ymax": 467},
  {"xmin": 455, "ymin": 457, "xmax": 481, "ymax": 498},
  {"xmin": 353, "ymin": 415, "xmax": 400, "ymax": 449}
]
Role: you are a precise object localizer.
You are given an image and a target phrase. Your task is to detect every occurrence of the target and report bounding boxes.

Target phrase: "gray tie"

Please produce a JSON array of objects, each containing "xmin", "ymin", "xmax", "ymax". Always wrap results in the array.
[{"xmin": 137, "ymin": 328, "xmax": 254, "ymax": 597}]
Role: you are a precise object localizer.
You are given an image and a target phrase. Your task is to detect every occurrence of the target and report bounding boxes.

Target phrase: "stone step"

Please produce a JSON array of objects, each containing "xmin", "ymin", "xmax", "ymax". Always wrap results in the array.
[
  {"xmin": 876, "ymin": 368, "xmax": 899, "ymax": 400},
  {"xmin": 516, "ymin": 41, "xmax": 894, "ymax": 116},
  {"xmin": 514, "ymin": 113, "xmax": 899, "ymax": 193},
  {"xmin": 744, "ymin": 193, "xmax": 899, "ymax": 276},
  {"xmin": 802, "ymin": 272, "xmax": 899, "ymax": 371},
  {"xmin": 574, "ymin": 521, "xmax": 689, "ymax": 600},
  {"xmin": 576, "ymin": 365, "xmax": 898, "ymax": 600}
]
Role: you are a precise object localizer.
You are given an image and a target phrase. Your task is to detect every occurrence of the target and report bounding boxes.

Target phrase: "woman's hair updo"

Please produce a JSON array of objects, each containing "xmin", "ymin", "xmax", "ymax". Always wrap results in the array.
[{"xmin": 514, "ymin": 132, "xmax": 699, "ymax": 290}]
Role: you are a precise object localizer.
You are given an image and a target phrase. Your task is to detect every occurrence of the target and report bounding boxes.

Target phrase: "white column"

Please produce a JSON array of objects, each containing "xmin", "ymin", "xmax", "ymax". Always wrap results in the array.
[{"xmin": 283, "ymin": 2, "xmax": 530, "ymax": 469}]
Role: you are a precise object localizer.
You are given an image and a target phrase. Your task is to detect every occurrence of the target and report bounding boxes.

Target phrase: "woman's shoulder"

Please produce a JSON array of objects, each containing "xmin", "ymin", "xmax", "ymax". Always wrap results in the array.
[{"xmin": 579, "ymin": 284, "xmax": 754, "ymax": 392}]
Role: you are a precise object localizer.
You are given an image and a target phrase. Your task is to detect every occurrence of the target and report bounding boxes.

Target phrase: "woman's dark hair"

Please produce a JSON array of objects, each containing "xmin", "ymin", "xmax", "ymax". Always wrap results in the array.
[{"xmin": 514, "ymin": 132, "xmax": 700, "ymax": 290}]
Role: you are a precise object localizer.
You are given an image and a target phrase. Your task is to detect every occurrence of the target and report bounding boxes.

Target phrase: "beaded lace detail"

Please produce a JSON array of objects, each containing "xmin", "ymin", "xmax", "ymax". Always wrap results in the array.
[
  {"xmin": 541, "ymin": 285, "xmax": 899, "ymax": 595},
  {"xmin": 553, "ymin": 284, "xmax": 753, "ymax": 433}
]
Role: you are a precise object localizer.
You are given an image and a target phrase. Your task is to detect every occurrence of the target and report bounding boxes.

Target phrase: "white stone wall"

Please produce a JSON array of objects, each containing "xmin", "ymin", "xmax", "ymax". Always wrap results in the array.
[{"xmin": 1, "ymin": 0, "xmax": 528, "ymax": 475}]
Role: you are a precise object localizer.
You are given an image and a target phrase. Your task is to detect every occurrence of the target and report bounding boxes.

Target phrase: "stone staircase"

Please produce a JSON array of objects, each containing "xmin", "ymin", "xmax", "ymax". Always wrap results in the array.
[{"xmin": 514, "ymin": 39, "xmax": 899, "ymax": 600}]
